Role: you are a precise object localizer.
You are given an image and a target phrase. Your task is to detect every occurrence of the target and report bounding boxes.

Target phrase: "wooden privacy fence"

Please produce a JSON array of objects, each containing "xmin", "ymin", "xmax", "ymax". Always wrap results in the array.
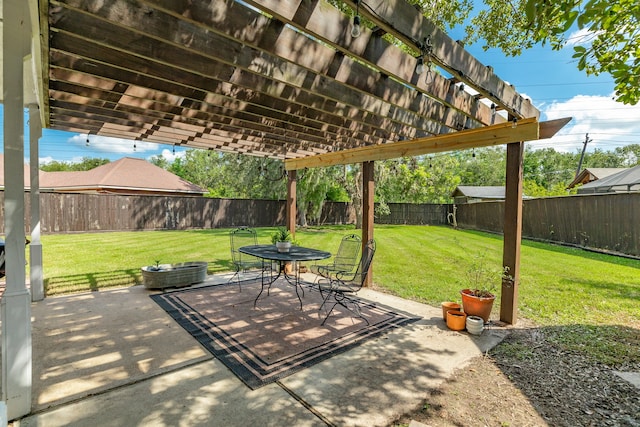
[
  {"xmin": 374, "ymin": 203, "xmax": 450, "ymax": 225},
  {"xmin": 1, "ymin": 191, "xmax": 637, "ymax": 257},
  {"xmin": 15, "ymin": 193, "xmax": 288, "ymax": 232},
  {"xmin": 455, "ymin": 192, "xmax": 640, "ymax": 257},
  {"xmin": 0, "ymin": 192, "xmax": 444, "ymax": 233}
]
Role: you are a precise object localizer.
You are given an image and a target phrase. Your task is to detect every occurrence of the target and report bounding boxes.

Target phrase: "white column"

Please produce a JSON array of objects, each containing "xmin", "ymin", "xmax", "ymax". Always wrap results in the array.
[
  {"xmin": 2, "ymin": 0, "xmax": 33, "ymax": 420},
  {"xmin": 29, "ymin": 104, "xmax": 44, "ymax": 302}
]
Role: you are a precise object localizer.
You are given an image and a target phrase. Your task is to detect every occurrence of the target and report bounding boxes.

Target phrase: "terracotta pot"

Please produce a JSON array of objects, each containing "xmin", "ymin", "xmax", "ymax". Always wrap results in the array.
[
  {"xmin": 441, "ymin": 301, "xmax": 461, "ymax": 321},
  {"xmin": 446, "ymin": 310, "xmax": 467, "ymax": 331},
  {"xmin": 466, "ymin": 315, "xmax": 484, "ymax": 335},
  {"xmin": 284, "ymin": 261, "xmax": 295, "ymax": 274},
  {"xmin": 460, "ymin": 289, "xmax": 495, "ymax": 323}
]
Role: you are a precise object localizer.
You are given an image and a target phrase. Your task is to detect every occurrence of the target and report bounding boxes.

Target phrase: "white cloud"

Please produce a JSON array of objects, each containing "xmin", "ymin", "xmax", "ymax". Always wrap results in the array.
[
  {"xmin": 68, "ymin": 133, "xmax": 158, "ymax": 154},
  {"xmin": 155, "ymin": 148, "xmax": 185, "ymax": 163},
  {"xmin": 565, "ymin": 28, "xmax": 603, "ymax": 47},
  {"xmin": 533, "ymin": 94, "xmax": 640, "ymax": 152},
  {"xmin": 39, "ymin": 156, "xmax": 56, "ymax": 165}
]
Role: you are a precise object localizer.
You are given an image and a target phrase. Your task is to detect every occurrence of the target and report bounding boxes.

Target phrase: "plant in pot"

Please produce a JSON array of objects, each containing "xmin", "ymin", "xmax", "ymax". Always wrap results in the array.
[
  {"xmin": 272, "ymin": 227, "xmax": 294, "ymax": 253},
  {"xmin": 459, "ymin": 255, "xmax": 501, "ymax": 323}
]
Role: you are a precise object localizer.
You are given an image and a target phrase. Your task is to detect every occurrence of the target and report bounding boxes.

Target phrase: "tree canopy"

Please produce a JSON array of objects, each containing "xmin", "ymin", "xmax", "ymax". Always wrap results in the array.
[
  {"xmin": 334, "ymin": 0, "xmax": 639, "ymax": 104},
  {"xmin": 147, "ymin": 144, "xmax": 639, "ymax": 225},
  {"xmin": 40, "ymin": 157, "xmax": 110, "ymax": 172}
]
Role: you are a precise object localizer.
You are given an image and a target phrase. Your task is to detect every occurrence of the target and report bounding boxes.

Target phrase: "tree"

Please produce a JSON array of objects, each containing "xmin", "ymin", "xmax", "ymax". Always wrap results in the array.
[
  {"xmin": 40, "ymin": 157, "xmax": 110, "ymax": 171},
  {"xmin": 467, "ymin": 0, "xmax": 640, "ymax": 104},
  {"xmin": 331, "ymin": 1, "xmax": 638, "ymax": 104}
]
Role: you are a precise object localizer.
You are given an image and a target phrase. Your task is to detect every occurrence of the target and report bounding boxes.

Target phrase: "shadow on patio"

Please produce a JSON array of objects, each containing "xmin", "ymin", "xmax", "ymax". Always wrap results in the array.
[{"xmin": 17, "ymin": 273, "xmax": 509, "ymax": 426}]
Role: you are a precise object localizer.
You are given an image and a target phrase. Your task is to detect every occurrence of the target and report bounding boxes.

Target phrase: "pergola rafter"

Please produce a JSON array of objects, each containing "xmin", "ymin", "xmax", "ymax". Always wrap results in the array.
[
  {"xmin": 42, "ymin": 0, "xmax": 540, "ymax": 157},
  {"xmin": 0, "ymin": 0, "xmax": 572, "ymax": 420}
]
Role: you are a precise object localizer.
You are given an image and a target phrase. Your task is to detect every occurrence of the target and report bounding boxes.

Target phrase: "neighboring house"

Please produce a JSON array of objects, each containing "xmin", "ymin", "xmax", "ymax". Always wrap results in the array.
[
  {"xmin": 0, "ymin": 156, "xmax": 205, "ymax": 196},
  {"xmin": 39, "ymin": 157, "xmax": 206, "ymax": 196},
  {"xmin": 451, "ymin": 186, "xmax": 506, "ymax": 204},
  {"xmin": 566, "ymin": 167, "xmax": 627, "ymax": 190},
  {"xmin": 577, "ymin": 165, "xmax": 640, "ymax": 194}
]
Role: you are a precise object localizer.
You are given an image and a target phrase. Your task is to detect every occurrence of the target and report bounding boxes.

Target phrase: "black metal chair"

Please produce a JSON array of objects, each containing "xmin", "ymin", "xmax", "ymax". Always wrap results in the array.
[
  {"xmin": 310, "ymin": 234, "xmax": 361, "ymax": 281},
  {"xmin": 228, "ymin": 227, "xmax": 267, "ymax": 291},
  {"xmin": 318, "ymin": 239, "xmax": 376, "ymax": 326}
]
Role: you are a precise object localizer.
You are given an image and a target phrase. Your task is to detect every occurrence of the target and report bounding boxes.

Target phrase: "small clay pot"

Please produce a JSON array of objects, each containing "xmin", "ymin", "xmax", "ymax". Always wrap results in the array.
[
  {"xmin": 466, "ymin": 315, "xmax": 484, "ymax": 335},
  {"xmin": 441, "ymin": 301, "xmax": 461, "ymax": 321},
  {"xmin": 446, "ymin": 310, "xmax": 467, "ymax": 331}
]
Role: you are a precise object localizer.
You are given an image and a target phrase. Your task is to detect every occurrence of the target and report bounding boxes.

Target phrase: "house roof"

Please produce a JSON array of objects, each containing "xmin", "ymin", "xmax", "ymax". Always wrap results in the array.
[
  {"xmin": 567, "ymin": 168, "xmax": 628, "ymax": 189},
  {"xmin": 578, "ymin": 165, "xmax": 640, "ymax": 193},
  {"xmin": 451, "ymin": 186, "xmax": 505, "ymax": 199},
  {"xmin": 38, "ymin": 157, "xmax": 206, "ymax": 195},
  {"xmin": 0, "ymin": 156, "xmax": 32, "ymax": 188}
]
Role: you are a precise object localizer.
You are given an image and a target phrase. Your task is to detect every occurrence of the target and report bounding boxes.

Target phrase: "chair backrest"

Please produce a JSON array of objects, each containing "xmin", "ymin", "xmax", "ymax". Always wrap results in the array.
[
  {"xmin": 341, "ymin": 239, "xmax": 376, "ymax": 291},
  {"xmin": 230, "ymin": 227, "xmax": 258, "ymax": 264},
  {"xmin": 332, "ymin": 234, "xmax": 361, "ymax": 271}
]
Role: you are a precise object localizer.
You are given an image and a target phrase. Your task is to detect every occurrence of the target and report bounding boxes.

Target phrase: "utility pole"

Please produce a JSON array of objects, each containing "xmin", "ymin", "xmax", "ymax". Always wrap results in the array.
[{"xmin": 575, "ymin": 133, "xmax": 592, "ymax": 178}]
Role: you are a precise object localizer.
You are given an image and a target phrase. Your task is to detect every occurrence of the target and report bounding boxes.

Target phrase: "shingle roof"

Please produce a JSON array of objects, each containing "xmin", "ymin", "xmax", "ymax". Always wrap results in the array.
[
  {"xmin": 578, "ymin": 165, "xmax": 640, "ymax": 193},
  {"xmin": 0, "ymin": 156, "xmax": 205, "ymax": 195},
  {"xmin": 39, "ymin": 157, "xmax": 205, "ymax": 195},
  {"xmin": 452, "ymin": 186, "xmax": 505, "ymax": 199},
  {"xmin": 567, "ymin": 168, "xmax": 628, "ymax": 189}
]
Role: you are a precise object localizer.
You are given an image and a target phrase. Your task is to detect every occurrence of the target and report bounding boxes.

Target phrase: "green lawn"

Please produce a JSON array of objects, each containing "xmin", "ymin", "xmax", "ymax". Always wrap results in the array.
[{"xmin": 37, "ymin": 225, "xmax": 639, "ymax": 365}]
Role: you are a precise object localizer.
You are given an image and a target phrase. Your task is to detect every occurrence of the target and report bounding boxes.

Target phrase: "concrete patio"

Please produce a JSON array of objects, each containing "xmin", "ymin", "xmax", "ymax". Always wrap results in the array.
[{"xmin": 14, "ymin": 274, "xmax": 508, "ymax": 426}]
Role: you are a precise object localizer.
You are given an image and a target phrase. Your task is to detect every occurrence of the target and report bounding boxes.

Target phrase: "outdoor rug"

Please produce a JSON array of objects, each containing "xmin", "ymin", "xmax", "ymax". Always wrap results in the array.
[{"xmin": 151, "ymin": 278, "xmax": 420, "ymax": 389}]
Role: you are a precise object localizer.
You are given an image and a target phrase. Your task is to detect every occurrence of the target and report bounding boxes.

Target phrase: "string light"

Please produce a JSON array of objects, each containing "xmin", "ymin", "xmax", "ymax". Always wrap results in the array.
[
  {"xmin": 351, "ymin": 0, "xmax": 361, "ymax": 38},
  {"xmin": 415, "ymin": 56, "xmax": 425, "ymax": 75},
  {"xmin": 415, "ymin": 35, "xmax": 433, "ymax": 76}
]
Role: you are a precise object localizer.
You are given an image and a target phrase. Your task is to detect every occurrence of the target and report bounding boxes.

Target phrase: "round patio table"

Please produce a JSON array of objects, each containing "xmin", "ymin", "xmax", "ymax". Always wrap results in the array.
[{"xmin": 239, "ymin": 244, "xmax": 331, "ymax": 309}]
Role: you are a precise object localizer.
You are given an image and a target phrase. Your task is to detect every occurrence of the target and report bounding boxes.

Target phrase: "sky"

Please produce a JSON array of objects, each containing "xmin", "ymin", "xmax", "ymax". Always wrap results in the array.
[{"xmin": 3, "ymin": 15, "xmax": 640, "ymax": 165}]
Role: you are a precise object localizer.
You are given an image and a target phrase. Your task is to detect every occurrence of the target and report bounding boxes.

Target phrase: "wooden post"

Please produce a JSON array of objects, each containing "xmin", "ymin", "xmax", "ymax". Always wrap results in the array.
[
  {"xmin": 501, "ymin": 140, "xmax": 524, "ymax": 324},
  {"xmin": 362, "ymin": 161, "xmax": 375, "ymax": 286},
  {"xmin": 29, "ymin": 104, "xmax": 44, "ymax": 302},
  {"xmin": 2, "ymin": 0, "xmax": 33, "ymax": 419},
  {"xmin": 286, "ymin": 170, "xmax": 297, "ymax": 236}
]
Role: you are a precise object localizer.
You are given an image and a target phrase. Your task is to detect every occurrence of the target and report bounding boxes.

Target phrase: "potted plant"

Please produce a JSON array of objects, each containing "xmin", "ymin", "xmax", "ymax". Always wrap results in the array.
[
  {"xmin": 272, "ymin": 227, "xmax": 294, "ymax": 253},
  {"xmin": 459, "ymin": 255, "xmax": 500, "ymax": 323}
]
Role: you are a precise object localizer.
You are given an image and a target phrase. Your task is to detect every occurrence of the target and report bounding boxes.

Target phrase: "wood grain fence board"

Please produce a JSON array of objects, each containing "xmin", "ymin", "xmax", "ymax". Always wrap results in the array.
[{"xmin": 1, "ymin": 192, "xmax": 637, "ymax": 257}]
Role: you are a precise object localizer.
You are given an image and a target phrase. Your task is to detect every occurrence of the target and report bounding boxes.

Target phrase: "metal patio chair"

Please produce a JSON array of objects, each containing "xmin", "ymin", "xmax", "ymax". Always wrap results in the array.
[
  {"xmin": 228, "ymin": 227, "xmax": 268, "ymax": 291},
  {"xmin": 310, "ymin": 234, "xmax": 361, "ymax": 282},
  {"xmin": 318, "ymin": 239, "xmax": 376, "ymax": 326}
]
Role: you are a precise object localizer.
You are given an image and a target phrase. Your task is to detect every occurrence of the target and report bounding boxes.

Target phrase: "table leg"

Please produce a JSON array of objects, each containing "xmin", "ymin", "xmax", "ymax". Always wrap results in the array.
[
  {"xmin": 254, "ymin": 261, "xmax": 282, "ymax": 308},
  {"xmin": 254, "ymin": 260, "xmax": 304, "ymax": 310}
]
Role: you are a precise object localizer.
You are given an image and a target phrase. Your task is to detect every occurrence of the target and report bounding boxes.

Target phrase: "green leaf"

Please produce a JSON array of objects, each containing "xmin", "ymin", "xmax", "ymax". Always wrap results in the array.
[{"xmin": 524, "ymin": 0, "xmax": 537, "ymax": 23}]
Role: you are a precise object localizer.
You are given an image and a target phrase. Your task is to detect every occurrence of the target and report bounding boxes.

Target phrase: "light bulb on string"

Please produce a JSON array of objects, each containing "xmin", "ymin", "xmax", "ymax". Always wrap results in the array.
[
  {"xmin": 415, "ymin": 56, "xmax": 425, "ymax": 75},
  {"xmin": 351, "ymin": 15, "xmax": 361, "ymax": 38}
]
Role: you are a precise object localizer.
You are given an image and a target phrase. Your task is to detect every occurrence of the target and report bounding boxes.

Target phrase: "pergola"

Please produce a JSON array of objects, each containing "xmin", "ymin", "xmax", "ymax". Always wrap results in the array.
[{"xmin": 2, "ymin": 0, "xmax": 569, "ymax": 419}]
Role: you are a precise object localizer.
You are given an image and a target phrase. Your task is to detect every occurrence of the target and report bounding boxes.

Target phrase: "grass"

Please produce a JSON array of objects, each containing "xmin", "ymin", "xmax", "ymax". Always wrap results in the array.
[{"xmin": 35, "ymin": 225, "xmax": 639, "ymax": 366}]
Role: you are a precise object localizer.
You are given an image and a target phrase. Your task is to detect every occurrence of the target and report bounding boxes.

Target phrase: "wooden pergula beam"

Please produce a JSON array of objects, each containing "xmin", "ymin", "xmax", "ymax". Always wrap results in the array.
[{"xmin": 285, "ymin": 117, "xmax": 571, "ymax": 170}]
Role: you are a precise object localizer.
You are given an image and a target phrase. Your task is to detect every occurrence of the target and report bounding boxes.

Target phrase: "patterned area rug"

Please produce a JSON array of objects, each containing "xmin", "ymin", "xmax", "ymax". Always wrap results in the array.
[{"xmin": 151, "ymin": 278, "xmax": 420, "ymax": 389}]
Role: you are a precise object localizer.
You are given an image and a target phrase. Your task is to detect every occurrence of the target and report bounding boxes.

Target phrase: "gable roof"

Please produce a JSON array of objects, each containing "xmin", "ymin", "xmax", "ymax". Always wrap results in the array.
[
  {"xmin": 452, "ymin": 186, "xmax": 506, "ymax": 199},
  {"xmin": 567, "ymin": 168, "xmax": 628, "ymax": 189},
  {"xmin": 39, "ymin": 157, "xmax": 206, "ymax": 195},
  {"xmin": 578, "ymin": 165, "xmax": 640, "ymax": 194},
  {"xmin": 0, "ymin": 155, "xmax": 32, "ymax": 188}
]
